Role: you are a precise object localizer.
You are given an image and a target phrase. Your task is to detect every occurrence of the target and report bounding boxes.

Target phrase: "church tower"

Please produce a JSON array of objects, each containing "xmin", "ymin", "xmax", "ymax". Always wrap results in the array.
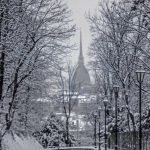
[{"xmin": 71, "ymin": 31, "xmax": 91, "ymax": 93}]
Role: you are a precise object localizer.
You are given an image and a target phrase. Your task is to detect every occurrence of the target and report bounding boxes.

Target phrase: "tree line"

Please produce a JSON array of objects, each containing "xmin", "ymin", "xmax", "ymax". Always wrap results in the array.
[
  {"xmin": 89, "ymin": 0, "xmax": 150, "ymax": 149},
  {"xmin": 0, "ymin": 0, "xmax": 75, "ymax": 149}
]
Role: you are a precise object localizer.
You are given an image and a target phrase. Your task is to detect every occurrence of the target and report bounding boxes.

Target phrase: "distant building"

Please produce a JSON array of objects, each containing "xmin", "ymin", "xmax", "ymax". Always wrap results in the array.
[
  {"xmin": 42, "ymin": 32, "xmax": 97, "ymax": 143},
  {"xmin": 71, "ymin": 31, "xmax": 93, "ymax": 94}
]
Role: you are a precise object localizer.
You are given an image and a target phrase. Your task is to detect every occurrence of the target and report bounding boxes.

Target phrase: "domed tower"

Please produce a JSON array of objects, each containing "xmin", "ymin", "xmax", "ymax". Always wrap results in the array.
[{"xmin": 71, "ymin": 31, "xmax": 91, "ymax": 93}]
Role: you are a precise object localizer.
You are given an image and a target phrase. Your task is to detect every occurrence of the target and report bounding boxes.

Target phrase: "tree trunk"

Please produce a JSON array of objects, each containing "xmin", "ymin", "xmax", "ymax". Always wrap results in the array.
[
  {"xmin": 0, "ymin": 0, "xmax": 4, "ymax": 108},
  {"xmin": 124, "ymin": 88, "xmax": 136, "ymax": 150},
  {"xmin": 24, "ymin": 86, "xmax": 30, "ymax": 130},
  {"xmin": 0, "ymin": 133, "xmax": 3, "ymax": 150},
  {"xmin": 66, "ymin": 118, "xmax": 69, "ymax": 147},
  {"xmin": 0, "ymin": 140, "xmax": 2, "ymax": 150}
]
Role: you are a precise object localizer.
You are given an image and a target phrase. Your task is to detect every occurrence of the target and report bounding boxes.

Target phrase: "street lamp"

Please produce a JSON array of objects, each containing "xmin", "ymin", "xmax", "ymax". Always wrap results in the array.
[
  {"xmin": 113, "ymin": 85, "xmax": 119, "ymax": 150},
  {"xmin": 58, "ymin": 131, "xmax": 60, "ymax": 150},
  {"xmin": 103, "ymin": 97, "xmax": 108, "ymax": 150},
  {"xmin": 98, "ymin": 106, "xmax": 102, "ymax": 150},
  {"xmin": 136, "ymin": 66, "xmax": 145, "ymax": 150},
  {"xmin": 93, "ymin": 112, "xmax": 97, "ymax": 148}
]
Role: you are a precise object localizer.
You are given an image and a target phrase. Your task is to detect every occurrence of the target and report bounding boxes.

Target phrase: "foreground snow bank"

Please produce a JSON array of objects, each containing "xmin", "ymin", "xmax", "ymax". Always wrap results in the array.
[{"xmin": 3, "ymin": 133, "xmax": 44, "ymax": 150}]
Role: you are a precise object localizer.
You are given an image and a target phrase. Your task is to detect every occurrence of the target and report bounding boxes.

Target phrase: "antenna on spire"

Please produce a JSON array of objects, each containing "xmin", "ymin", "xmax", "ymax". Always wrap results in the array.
[{"xmin": 80, "ymin": 29, "xmax": 82, "ymax": 54}]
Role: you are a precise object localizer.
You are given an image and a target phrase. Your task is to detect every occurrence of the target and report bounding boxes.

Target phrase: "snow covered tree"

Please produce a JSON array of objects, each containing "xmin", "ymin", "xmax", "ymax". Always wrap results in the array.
[
  {"xmin": 89, "ymin": 0, "xmax": 150, "ymax": 148},
  {"xmin": 56, "ymin": 64, "xmax": 78, "ymax": 147},
  {"xmin": 33, "ymin": 112, "xmax": 76, "ymax": 148},
  {"xmin": 0, "ymin": 0, "xmax": 75, "ymax": 149}
]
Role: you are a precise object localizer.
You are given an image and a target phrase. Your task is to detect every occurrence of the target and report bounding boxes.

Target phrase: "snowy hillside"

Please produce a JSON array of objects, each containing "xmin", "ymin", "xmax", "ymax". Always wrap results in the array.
[{"xmin": 3, "ymin": 133, "xmax": 44, "ymax": 150}]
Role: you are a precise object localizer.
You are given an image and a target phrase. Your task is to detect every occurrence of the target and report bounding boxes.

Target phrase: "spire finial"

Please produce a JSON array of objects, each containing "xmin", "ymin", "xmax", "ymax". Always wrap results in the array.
[{"xmin": 78, "ymin": 29, "xmax": 84, "ymax": 64}]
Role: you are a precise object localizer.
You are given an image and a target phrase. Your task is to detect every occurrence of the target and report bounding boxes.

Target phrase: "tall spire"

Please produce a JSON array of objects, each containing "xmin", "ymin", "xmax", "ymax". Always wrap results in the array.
[{"xmin": 78, "ymin": 30, "xmax": 84, "ymax": 64}]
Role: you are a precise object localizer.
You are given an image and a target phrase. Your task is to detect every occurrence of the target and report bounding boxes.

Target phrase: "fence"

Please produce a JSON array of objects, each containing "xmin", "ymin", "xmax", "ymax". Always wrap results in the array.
[{"xmin": 109, "ymin": 130, "xmax": 150, "ymax": 150}]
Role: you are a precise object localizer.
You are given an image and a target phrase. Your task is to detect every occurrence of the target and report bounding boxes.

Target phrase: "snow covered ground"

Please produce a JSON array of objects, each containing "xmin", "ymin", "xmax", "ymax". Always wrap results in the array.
[
  {"xmin": 2, "ymin": 132, "xmax": 114, "ymax": 150},
  {"xmin": 3, "ymin": 133, "xmax": 44, "ymax": 150}
]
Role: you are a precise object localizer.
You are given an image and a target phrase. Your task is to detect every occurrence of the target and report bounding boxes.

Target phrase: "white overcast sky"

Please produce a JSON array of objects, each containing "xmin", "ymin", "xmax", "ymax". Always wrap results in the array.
[{"xmin": 66, "ymin": 0, "xmax": 99, "ymax": 65}]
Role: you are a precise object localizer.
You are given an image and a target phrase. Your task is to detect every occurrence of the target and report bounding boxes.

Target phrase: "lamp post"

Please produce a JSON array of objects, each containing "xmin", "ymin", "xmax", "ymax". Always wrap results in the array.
[
  {"xmin": 57, "ymin": 130, "xmax": 61, "ymax": 150},
  {"xmin": 113, "ymin": 85, "xmax": 119, "ymax": 150},
  {"xmin": 93, "ymin": 112, "xmax": 97, "ymax": 148},
  {"xmin": 136, "ymin": 67, "xmax": 145, "ymax": 150},
  {"xmin": 103, "ymin": 97, "xmax": 108, "ymax": 150},
  {"xmin": 98, "ymin": 106, "xmax": 101, "ymax": 150}
]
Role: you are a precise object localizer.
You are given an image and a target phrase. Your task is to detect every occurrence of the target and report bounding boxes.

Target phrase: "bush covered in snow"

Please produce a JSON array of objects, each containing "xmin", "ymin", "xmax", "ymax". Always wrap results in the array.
[{"xmin": 33, "ymin": 112, "xmax": 76, "ymax": 148}]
